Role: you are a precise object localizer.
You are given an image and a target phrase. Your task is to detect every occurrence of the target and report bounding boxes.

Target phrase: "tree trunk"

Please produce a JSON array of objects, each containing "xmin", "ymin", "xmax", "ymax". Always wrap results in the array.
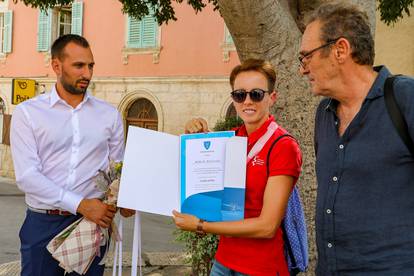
[{"xmin": 217, "ymin": 0, "xmax": 375, "ymax": 274}]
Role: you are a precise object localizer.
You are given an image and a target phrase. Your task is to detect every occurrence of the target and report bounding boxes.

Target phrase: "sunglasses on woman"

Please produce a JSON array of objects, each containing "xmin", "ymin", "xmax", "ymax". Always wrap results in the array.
[{"xmin": 230, "ymin": 88, "xmax": 268, "ymax": 103}]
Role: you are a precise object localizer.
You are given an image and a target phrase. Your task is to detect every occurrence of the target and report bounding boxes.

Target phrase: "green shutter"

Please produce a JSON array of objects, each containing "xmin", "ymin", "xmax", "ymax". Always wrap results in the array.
[
  {"xmin": 142, "ymin": 15, "xmax": 157, "ymax": 47},
  {"xmin": 37, "ymin": 9, "xmax": 52, "ymax": 51},
  {"xmin": 127, "ymin": 14, "xmax": 157, "ymax": 48},
  {"xmin": 127, "ymin": 16, "xmax": 141, "ymax": 48},
  {"xmin": 225, "ymin": 25, "xmax": 234, "ymax": 44},
  {"xmin": 3, "ymin": 11, "xmax": 12, "ymax": 53},
  {"xmin": 71, "ymin": 1, "xmax": 83, "ymax": 35}
]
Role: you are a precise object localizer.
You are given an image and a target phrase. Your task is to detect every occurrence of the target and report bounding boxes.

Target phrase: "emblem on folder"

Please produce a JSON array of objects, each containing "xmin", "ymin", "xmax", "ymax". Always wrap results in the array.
[{"xmin": 203, "ymin": 141, "xmax": 211, "ymax": 150}]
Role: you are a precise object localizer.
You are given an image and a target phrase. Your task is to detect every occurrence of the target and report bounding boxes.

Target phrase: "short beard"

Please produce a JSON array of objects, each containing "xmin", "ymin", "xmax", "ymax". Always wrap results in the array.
[{"xmin": 61, "ymin": 79, "xmax": 89, "ymax": 95}]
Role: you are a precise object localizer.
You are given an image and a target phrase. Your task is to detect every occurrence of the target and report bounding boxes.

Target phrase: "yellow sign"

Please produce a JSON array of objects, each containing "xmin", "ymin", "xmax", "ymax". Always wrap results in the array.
[{"xmin": 12, "ymin": 79, "xmax": 36, "ymax": 105}]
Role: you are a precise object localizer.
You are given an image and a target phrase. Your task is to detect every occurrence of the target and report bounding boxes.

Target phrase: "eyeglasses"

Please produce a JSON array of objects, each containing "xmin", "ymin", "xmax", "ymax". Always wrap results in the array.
[
  {"xmin": 230, "ymin": 88, "xmax": 268, "ymax": 103},
  {"xmin": 298, "ymin": 38, "xmax": 341, "ymax": 68}
]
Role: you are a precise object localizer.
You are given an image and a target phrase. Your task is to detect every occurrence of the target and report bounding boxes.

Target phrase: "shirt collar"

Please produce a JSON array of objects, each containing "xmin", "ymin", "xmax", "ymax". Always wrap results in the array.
[
  {"xmin": 237, "ymin": 115, "xmax": 275, "ymax": 145},
  {"xmin": 49, "ymin": 85, "xmax": 91, "ymax": 108},
  {"xmin": 49, "ymin": 85, "xmax": 60, "ymax": 107},
  {"xmin": 324, "ymin": 65, "xmax": 392, "ymax": 112},
  {"xmin": 324, "ymin": 98, "xmax": 337, "ymax": 113},
  {"xmin": 365, "ymin": 65, "xmax": 391, "ymax": 100}
]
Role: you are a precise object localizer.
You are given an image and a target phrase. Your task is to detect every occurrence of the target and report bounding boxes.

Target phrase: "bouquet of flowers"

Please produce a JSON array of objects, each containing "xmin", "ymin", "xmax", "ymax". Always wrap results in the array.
[{"xmin": 47, "ymin": 161, "xmax": 123, "ymax": 275}]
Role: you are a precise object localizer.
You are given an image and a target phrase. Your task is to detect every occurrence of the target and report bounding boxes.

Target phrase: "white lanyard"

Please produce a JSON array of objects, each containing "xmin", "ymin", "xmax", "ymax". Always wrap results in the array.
[{"xmin": 246, "ymin": 121, "xmax": 278, "ymax": 164}]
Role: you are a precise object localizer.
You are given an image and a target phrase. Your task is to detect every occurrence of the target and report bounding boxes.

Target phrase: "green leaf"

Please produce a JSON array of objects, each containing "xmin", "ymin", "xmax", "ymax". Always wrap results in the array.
[
  {"xmin": 213, "ymin": 116, "xmax": 243, "ymax": 131},
  {"xmin": 174, "ymin": 229, "xmax": 218, "ymax": 275},
  {"xmin": 377, "ymin": 0, "xmax": 414, "ymax": 25}
]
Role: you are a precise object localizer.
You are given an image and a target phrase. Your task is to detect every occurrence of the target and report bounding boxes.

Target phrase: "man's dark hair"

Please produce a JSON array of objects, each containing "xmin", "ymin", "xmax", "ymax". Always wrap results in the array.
[
  {"xmin": 230, "ymin": 59, "xmax": 277, "ymax": 92},
  {"xmin": 51, "ymin": 34, "xmax": 90, "ymax": 60},
  {"xmin": 307, "ymin": 1, "xmax": 375, "ymax": 66}
]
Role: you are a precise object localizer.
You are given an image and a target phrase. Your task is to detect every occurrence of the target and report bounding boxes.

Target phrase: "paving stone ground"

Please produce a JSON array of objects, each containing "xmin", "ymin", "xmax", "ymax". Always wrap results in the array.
[{"xmin": 0, "ymin": 252, "xmax": 192, "ymax": 276}]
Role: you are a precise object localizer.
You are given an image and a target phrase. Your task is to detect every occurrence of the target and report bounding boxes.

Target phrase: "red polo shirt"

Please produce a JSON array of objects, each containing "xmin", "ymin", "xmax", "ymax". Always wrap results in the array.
[{"xmin": 215, "ymin": 116, "xmax": 302, "ymax": 276}]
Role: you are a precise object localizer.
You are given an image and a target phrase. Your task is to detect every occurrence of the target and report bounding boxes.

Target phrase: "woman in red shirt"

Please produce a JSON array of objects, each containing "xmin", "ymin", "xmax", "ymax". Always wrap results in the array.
[{"xmin": 173, "ymin": 59, "xmax": 302, "ymax": 276}]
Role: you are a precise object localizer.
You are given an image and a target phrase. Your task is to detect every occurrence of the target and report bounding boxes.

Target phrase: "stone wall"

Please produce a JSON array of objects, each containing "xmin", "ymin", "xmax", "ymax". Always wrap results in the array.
[{"xmin": 0, "ymin": 144, "xmax": 13, "ymax": 178}]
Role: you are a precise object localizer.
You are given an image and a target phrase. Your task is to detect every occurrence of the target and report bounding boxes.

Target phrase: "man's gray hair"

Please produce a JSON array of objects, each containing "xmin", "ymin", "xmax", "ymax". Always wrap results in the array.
[{"xmin": 307, "ymin": 1, "xmax": 375, "ymax": 66}]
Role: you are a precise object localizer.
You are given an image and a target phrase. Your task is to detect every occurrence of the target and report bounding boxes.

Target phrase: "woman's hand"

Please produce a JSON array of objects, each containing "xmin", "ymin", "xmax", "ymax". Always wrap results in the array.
[
  {"xmin": 184, "ymin": 118, "xmax": 210, "ymax": 134},
  {"xmin": 172, "ymin": 210, "xmax": 199, "ymax": 232}
]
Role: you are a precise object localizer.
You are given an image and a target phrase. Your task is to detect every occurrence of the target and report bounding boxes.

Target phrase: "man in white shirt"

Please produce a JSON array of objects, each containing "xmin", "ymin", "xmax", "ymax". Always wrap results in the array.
[{"xmin": 11, "ymin": 34, "xmax": 134, "ymax": 276}]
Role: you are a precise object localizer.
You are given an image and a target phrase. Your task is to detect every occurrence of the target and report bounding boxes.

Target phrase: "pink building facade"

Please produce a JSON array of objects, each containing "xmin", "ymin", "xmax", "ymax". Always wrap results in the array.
[
  {"xmin": 0, "ymin": 0, "xmax": 241, "ymax": 177},
  {"xmin": 0, "ymin": 0, "xmax": 412, "ymax": 177},
  {"xmin": 0, "ymin": 0, "xmax": 240, "ymax": 77}
]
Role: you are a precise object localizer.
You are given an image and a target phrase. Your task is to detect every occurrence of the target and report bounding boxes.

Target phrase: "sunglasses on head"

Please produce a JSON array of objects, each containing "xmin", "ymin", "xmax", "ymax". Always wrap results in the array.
[{"xmin": 230, "ymin": 88, "xmax": 268, "ymax": 103}]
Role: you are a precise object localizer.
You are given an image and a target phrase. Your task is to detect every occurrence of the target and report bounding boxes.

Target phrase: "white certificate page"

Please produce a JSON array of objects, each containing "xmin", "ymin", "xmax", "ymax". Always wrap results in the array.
[
  {"xmin": 117, "ymin": 126, "xmax": 180, "ymax": 216},
  {"xmin": 185, "ymin": 137, "xmax": 227, "ymax": 198}
]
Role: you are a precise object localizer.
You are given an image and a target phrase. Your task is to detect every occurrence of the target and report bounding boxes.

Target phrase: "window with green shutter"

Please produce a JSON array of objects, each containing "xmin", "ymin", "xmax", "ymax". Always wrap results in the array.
[
  {"xmin": 37, "ymin": 9, "xmax": 52, "ymax": 51},
  {"xmin": 224, "ymin": 25, "xmax": 234, "ymax": 45},
  {"xmin": 37, "ymin": 1, "xmax": 83, "ymax": 52},
  {"xmin": 0, "ymin": 13, "xmax": 4, "ymax": 53},
  {"xmin": 71, "ymin": 1, "xmax": 83, "ymax": 35},
  {"xmin": 127, "ymin": 14, "xmax": 158, "ymax": 49},
  {"xmin": 127, "ymin": 17, "xmax": 141, "ymax": 48},
  {"xmin": 3, "ymin": 11, "xmax": 12, "ymax": 53}
]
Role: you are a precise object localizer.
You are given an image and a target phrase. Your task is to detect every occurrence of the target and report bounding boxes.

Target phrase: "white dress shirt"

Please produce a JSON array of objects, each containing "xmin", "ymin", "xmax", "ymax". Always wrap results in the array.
[{"xmin": 10, "ymin": 86, "xmax": 124, "ymax": 214}]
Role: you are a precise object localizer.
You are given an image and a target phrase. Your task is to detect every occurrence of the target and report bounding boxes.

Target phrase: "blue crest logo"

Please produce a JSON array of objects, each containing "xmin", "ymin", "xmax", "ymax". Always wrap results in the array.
[{"xmin": 204, "ymin": 141, "xmax": 211, "ymax": 150}]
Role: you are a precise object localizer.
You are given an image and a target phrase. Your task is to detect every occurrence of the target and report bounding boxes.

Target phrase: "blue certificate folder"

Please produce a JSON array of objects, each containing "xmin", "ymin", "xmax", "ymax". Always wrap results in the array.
[
  {"xmin": 117, "ymin": 126, "xmax": 247, "ymax": 221},
  {"xmin": 180, "ymin": 131, "xmax": 247, "ymax": 222}
]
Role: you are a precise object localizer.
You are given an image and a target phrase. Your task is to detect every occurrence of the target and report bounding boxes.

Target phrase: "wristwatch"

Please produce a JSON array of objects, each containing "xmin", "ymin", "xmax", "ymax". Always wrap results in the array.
[{"xmin": 196, "ymin": 219, "xmax": 205, "ymax": 235}]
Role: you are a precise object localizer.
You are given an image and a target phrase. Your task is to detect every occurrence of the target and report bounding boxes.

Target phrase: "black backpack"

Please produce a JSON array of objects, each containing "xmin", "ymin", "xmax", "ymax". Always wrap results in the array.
[{"xmin": 384, "ymin": 75, "xmax": 414, "ymax": 156}]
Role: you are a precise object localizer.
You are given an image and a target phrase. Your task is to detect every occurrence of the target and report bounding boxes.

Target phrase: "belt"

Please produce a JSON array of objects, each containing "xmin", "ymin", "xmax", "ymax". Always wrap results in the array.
[{"xmin": 27, "ymin": 206, "xmax": 73, "ymax": 216}]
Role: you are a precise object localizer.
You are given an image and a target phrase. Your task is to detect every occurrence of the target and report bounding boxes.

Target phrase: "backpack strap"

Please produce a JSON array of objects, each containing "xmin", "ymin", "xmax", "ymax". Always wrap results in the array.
[
  {"xmin": 266, "ymin": 134, "xmax": 294, "ymax": 176},
  {"xmin": 266, "ymin": 133, "xmax": 298, "ymax": 274},
  {"xmin": 384, "ymin": 75, "xmax": 414, "ymax": 156}
]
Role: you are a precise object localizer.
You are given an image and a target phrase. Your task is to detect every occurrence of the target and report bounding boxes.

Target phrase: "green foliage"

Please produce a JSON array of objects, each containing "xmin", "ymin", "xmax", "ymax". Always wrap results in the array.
[
  {"xmin": 119, "ymin": 0, "xmax": 219, "ymax": 25},
  {"xmin": 377, "ymin": 0, "xmax": 414, "ymax": 25},
  {"xmin": 11, "ymin": 0, "xmax": 73, "ymax": 10},
  {"xmin": 175, "ymin": 230, "xmax": 219, "ymax": 276},
  {"xmin": 10, "ymin": 0, "xmax": 413, "ymax": 26},
  {"xmin": 11, "ymin": 0, "xmax": 218, "ymax": 25},
  {"xmin": 213, "ymin": 116, "xmax": 243, "ymax": 131}
]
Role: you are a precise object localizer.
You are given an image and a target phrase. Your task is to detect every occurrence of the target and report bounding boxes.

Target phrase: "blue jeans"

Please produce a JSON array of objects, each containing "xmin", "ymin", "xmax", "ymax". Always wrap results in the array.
[
  {"xmin": 210, "ymin": 260, "xmax": 249, "ymax": 276},
  {"xmin": 20, "ymin": 209, "xmax": 105, "ymax": 276}
]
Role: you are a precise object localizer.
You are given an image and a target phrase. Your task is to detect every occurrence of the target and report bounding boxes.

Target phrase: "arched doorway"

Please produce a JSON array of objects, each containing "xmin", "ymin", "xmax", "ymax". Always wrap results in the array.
[
  {"xmin": 0, "ymin": 97, "xmax": 4, "ymax": 116},
  {"xmin": 226, "ymin": 103, "xmax": 237, "ymax": 119},
  {"xmin": 126, "ymin": 98, "xmax": 158, "ymax": 131},
  {"xmin": 0, "ymin": 97, "xmax": 10, "ymax": 145}
]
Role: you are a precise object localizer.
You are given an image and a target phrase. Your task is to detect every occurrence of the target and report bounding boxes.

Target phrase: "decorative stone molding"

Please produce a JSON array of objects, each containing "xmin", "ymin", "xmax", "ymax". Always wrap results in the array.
[
  {"xmin": 219, "ymin": 97, "xmax": 234, "ymax": 118},
  {"xmin": 121, "ymin": 47, "xmax": 162, "ymax": 65},
  {"xmin": 0, "ymin": 90, "xmax": 11, "ymax": 114}
]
